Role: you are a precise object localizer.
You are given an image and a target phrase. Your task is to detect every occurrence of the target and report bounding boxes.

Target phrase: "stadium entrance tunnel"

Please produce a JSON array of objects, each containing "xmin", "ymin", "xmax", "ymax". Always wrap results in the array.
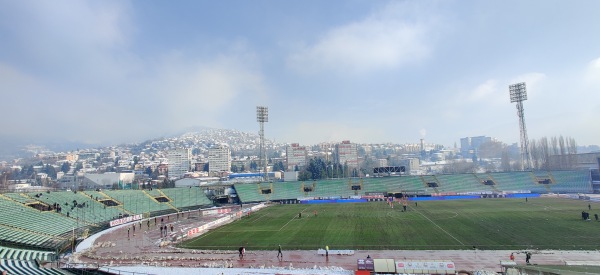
[
  {"xmin": 154, "ymin": 196, "xmax": 170, "ymax": 203},
  {"xmin": 26, "ymin": 202, "xmax": 51, "ymax": 211},
  {"xmin": 100, "ymin": 199, "xmax": 120, "ymax": 207},
  {"xmin": 482, "ymin": 180, "xmax": 496, "ymax": 186}
]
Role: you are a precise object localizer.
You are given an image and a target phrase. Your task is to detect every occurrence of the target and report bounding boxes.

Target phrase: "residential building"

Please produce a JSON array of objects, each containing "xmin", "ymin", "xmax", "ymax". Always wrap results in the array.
[
  {"xmin": 167, "ymin": 148, "xmax": 192, "ymax": 179},
  {"xmin": 208, "ymin": 144, "xmax": 231, "ymax": 173},
  {"xmin": 286, "ymin": 143, "xmax": 307, "ymax": 171},
  {"xmin": 400, "ymin": 158, "xmax": 420, "ymax": 175},
  {"xmin": 460, "ymin": 136, "xmax": 493, "ymax": 158},
  {"xmin": 336, "ymin": 140, "xmax": 358, "ymax": 168}
]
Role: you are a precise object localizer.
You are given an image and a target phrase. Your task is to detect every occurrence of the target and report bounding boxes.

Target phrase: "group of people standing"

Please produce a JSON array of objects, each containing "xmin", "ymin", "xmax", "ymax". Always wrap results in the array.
[
  {"xmin": 125, "ymin": 217, "xmax": 176, "ymax": 239},
  {"xmin": 237, "ymin": 244, "xmax": 284, "ymax": 260},
  {"xmin": 510, "ymin": 252, "xmax": 532, "ymax": 265}
]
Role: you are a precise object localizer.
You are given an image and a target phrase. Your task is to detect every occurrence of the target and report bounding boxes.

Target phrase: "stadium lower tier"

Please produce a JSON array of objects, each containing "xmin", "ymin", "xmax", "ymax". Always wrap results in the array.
[{"xmin": 234, "ymin": 170, "xmax": 593, "ymax": 203}]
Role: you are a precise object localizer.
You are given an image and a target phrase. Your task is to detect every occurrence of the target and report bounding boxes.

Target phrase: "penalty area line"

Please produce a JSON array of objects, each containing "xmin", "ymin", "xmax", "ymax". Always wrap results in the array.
[
  {"xmin": 279, "ymin": 207, "xmax": 308, "ymax": 231},
  {"xmin": 411, "ymin": 206, "xmax": 465, "ymax": 246}
]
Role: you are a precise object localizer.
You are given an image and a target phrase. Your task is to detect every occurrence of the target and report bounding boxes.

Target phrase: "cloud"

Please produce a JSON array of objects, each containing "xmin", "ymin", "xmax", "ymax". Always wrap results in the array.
[
  {"xmin": 282, "ymin": 121, "xmax": 386, "ymax": 145},
  {"xmin": 287, "ymin": 2, "xmax": 438, "ymax": 74},
  {"xmin": 584, "ymin": 56, "xmax": 600, "ymax": 86},
  {"xmin": 0, "ymin": 1, "xmax": 269, "ymax": 146},
  {"xmin": 147, "ymin": 53, "xmax": 269, "ymax": 130},
  {"xmin": 467, "ymin": 79, "xmax": 498, "ymax": 102}
]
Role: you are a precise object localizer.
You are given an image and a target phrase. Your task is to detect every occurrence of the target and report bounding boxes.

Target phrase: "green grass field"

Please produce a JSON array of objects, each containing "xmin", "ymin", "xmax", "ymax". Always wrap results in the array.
[{"xmin": 180, "ymin": 197, "xmax": 600, "ymax": 251}]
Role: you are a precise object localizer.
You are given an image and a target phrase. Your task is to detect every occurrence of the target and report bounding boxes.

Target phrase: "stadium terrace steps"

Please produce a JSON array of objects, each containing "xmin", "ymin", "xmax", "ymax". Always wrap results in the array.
[
  {"xmin": 160, "ymin": 187, "xmax": 212, "ymax": 209},
  {"xmin": 488, "ymin": 172, "xmax": 537, "ymax": 192},
  {"xmin": 0, "ymin": 246, "xmax": 55, "ymax": 262},
  {"xmin": 437, "ymin": 174, "xmax": 489, "ymax": 193},
  {"xmin": 270, "ymin": 181, "xmax": 303, "ymax": 200},
  {"xmin": 550, "ymin": 170, "xmax": 593, "ymax": 193},
  {"xmin": 28, "ymin": 191, "xmax": 118, "ymax": 225},
  {"xmin": 0, "ymin": 196, "xmax": 77, "ymax": 238},
  {"xmin": 386, "ymin": 176, "xmax": 426, "ymax": 192},
  {"xmin": 0, "ymin": 189, "xmax": 215, "ymax": 251},
  {"xmin": 362, "ymin": 178, "xmax": 387, "ymax": 193},
  {"xmin": 234, "ymin": 170, "xmax": 592, "ymax": 203},
  {"xmin": 1, "ymin": 193, "xmax": 37, "ymax": 204},
  {"xmin": 233, "ymin": 183, "xmax": 269, "ymax": 202},
  {"xmin": 0, "ymin": 258, "xmax": 70, "ymax": 275},
  {"xmin": 102, "ymin": 189, "xmax": 173, "ymax": 215}
]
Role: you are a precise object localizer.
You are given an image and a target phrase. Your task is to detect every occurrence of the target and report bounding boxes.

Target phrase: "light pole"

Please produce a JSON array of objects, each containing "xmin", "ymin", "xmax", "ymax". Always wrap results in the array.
[
  {"xmin": 509, "ymin": 82, "xmax": 533, "ymax": 170},
  {"xmin": 256, "ymin": 106, "xmax": 269, "ymax": 182}
]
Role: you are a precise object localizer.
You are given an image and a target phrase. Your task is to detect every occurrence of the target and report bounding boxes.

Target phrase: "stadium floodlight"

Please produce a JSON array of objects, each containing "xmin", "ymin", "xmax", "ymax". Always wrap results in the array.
[
  {"xmin": 508, "ymin": 82, "xmax": 533, "ymax": 171},
  {"xmin": 256, "ymin": 106, "xmax": 269, "ymax": 181}
]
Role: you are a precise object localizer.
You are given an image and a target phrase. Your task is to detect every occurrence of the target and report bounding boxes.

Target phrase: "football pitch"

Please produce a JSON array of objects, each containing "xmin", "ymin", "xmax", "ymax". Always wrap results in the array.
[{"xmin": 180, "ymin": 197, "xmax": 600, "ymax": 251}]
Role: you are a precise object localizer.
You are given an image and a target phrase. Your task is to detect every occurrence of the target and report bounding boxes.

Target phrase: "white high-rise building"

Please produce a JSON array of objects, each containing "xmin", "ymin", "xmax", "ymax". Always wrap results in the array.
[
  {"xmin": 286, "ymin": 143, "xmax": 307, "ymax": 171},
  {"xmin": 167, "ymin": 148, "xmax": 191, "ymax": 179},
  {"xmin": 336, "ymin": 140, "xmax": 358, "ymax": 168},
  {"xmin": 209, "ymin": 144, "xmax": 231, "ymax": 173}
]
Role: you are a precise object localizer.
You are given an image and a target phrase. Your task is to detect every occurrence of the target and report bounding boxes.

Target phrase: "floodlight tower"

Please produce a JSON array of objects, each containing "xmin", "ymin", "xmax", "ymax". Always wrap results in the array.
[
  {"xmin": 509, "ymin": 82, "xmax": 533, "ymax": 170},
  {"xmin": 256, "ymin": 106, "xmax": 269, "ymax": 181}
]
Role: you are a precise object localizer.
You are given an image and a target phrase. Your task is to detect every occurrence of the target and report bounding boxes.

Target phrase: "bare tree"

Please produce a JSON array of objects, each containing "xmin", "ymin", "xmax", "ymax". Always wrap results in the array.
[
  {"xmin": 530, "ymin": 139, "xmax": 540, "ymax": 169},
  {"xmin": 551, "ymin": 137, "xmax": 559, "ymax": 156},
  {"xmin": 539, "ymin": 137, "xmax": 549, "ymax": 170},
  {"xmin": 501, "ymin": 149, "xmax": 512, "ymax": 172}
]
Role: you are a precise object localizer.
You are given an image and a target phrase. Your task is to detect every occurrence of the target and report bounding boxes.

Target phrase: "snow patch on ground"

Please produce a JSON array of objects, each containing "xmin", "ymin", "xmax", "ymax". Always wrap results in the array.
[{"xmin": 100, "ymin": 265, "xmax": 353, "ymax": 275}]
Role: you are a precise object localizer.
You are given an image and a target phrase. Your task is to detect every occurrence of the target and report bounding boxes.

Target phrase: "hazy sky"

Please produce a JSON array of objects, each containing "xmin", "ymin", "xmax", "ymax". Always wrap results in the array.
[{"xmin": 1, "ymin": 0, "xmax": 599, "ymax": 149}]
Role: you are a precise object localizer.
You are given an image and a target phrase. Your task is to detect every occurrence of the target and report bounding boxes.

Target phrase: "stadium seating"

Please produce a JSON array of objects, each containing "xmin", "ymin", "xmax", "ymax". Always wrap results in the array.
[
  {"xmin": 361, "ymin": 178, "xmax": 388, "ymax": 193},
  {"xmin": 436, "ymin": 174, "xmax": 491, "ymax": 193},
  {"xmin": 234, "ymin": 183, "xmax": 269, "ymax": 202},
  {"xmin": 160, "ymin": 187, "xmax": 212, "ymax": 209},
  {"xmin": 102, "ymin": 189, "xmax": 174, "ymax": 214},
  {"xmin": 549, "ymin": 170, "xmax": 592, "ymax": 193},
  {"xmin": 0, "ymin": 258, "xmax": 68, "ymax": 275},
  {"xmin": 386, "ymin": 176, "xmax": 427, "ymax": 192},
  {"xmin": 488, "ymin": 172, "xmax": 537, "ymax": 192},
  {"xmin": 270, "ymin": 181, "xmax": 303, "ymax": 200},
  {"xmin": 0, "ymin": 246, "xmax": 55, "ymax": 262},
  {"xmin": 29, "ymin": 191, "xmax": 120, "ymax": 224}
]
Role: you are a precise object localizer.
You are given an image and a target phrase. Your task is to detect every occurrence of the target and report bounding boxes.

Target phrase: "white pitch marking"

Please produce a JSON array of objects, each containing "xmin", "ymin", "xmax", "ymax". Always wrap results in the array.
[{"xmin": 411, "ymin": 207, "xmax": 465, "ymax": 246}]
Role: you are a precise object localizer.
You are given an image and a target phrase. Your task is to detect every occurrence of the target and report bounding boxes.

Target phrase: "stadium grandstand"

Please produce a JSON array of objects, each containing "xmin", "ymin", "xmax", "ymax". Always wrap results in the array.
[
  {"xmin": 0, "ymin": 169, "xmax": 596, "ymax": 274},
  {"xmin": 235, "ymin": 170, "xmax": 593, "ymax": 204}
]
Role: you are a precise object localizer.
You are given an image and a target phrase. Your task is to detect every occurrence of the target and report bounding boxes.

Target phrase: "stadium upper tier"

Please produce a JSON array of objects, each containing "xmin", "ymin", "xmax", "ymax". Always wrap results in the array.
[
  {"xmin": 0, "ymin": 187, "xmax": 213, "ymax": 251},
  {"xmin": 234, "ymin": 170, "xmax": 593, "ymax": 203}
]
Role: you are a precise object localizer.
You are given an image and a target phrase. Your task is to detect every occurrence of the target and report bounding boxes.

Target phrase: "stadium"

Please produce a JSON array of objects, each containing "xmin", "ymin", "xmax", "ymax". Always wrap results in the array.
[{"xmin": 1, "ymin": 170, "xmax": 600, "ymax": 275}]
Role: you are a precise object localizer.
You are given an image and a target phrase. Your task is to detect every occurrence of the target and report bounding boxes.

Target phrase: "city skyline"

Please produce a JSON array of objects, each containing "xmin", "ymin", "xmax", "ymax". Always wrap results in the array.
[{"xmin": 1, "ymin": 1, "xmax": 599, "ymax": 151}]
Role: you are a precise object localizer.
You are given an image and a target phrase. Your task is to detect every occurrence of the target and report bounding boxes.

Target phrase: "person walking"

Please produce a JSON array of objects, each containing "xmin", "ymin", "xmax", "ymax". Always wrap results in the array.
[
  {"xmin": 238, "ymin": 246, "xmax": 245, "ymax": 259},
  {"xmin": 525, "ymin": 252, "xmax": 531, "ymax": 264},
  {"xmin": 277, "ymin": 244, "xmax": 283, "ymax": 259},
  {"xmin": 509, "ymin": 253, "xmax": 515, "ymax": 261},
  {"xmin": 325, "ymin": 245, "xmax": 329, "ymax": 258}
]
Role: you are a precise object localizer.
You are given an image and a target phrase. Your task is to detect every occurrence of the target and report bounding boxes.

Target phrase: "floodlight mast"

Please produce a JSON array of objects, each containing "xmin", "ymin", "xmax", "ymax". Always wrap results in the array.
[
  {"xmin": 256, "ymin": 106, "xmax": 269, "ymax": 182},
  {"xmin": 509, "ymin": 82, "xmax": 533, "ymax": 171}
]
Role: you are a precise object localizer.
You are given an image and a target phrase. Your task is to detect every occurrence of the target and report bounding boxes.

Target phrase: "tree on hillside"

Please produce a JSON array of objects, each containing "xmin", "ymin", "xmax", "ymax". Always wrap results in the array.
[
  {"xmin": 272, "ymin": 161, "xmax": 285, "ymax": 172},
  {"xmin": 43, "ymin": 164, "xmax": 57, "ymax": 179},
  {"xmin": 61, "ymin": 162, "xmax": 71, "ymax": 173}
]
